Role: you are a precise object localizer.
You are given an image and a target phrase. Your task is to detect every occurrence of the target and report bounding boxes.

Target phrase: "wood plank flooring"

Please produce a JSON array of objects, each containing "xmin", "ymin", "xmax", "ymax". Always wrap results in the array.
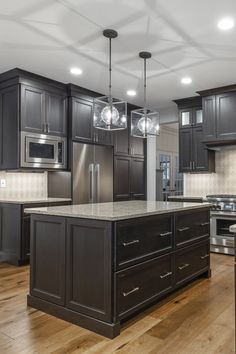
[{"xmin": 0, "ymin": 254, "xmax": 234, "ymax": 354}]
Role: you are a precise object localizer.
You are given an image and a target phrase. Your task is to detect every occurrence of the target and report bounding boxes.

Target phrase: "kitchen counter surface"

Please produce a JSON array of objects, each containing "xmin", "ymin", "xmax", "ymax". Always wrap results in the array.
[
  {"xmin": 25, "ymin": 200, "xmax": 211, "ymax": 221},
  {"xmin": 0, "ymin": 197, "xmax": 72, "ymax": 205}
]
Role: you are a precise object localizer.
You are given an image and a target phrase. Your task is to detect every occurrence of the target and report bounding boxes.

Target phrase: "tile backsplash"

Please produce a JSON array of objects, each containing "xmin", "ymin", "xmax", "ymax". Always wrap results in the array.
[
  {"xmin": 184, "ymin": 148, "xmax": 236, "ymax": 197},
  {"xmin": 0, "ymin": 171, "xmax": 47, "ymax": 199}
]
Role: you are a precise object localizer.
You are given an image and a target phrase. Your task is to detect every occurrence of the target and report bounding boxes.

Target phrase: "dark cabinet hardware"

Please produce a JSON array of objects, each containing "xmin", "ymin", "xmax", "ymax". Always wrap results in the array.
[
  {"xmin": 160, "ymin": 231, "xmax": 172, "ymax": 237},
  {"xmin": 201, "ymin": 222, "xmax": 210, "ymax": 226},
  {"xmin": 160, "ymin": 271, "xmax": 172, "ymax": 279},
  {"xmin": 122, "ymin": 239, "xmax": 140, "ymax": 247},
  {"xmin": 122, "ymin": 287, "xmax": 140, "ymax": 297},
  {"xmin": 178, "ymin": 263, "xmax": 190, "ymax": 270},
  {"xmin": 178, "ymin": 227, "xmax": 190, "ymax": 232},
  {"xmin": 200, "ymin": 254, "xmax": 210, "ymax": 259}
]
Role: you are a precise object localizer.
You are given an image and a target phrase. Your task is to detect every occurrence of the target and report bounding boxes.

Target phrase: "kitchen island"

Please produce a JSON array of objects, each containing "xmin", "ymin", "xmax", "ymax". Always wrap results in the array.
[{"xmin": 26, "ymin": 201, "xmax": 211, "ymax": 338}]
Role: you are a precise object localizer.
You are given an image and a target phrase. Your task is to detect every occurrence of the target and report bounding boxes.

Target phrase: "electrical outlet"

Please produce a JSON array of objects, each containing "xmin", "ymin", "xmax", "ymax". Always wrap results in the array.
[{"xmin": 0, "ymin": 179, "xmax": 6, "ymax": 188}]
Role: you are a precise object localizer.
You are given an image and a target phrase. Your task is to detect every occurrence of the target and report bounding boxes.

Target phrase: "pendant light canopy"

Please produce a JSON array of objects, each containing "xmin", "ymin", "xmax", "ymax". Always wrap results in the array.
[
  {"xmin": 131, "ymin": 52, "xmax": 160, "ymax": 138},
  {"xmin": 93, "ymin": 29, "xmax": 127, "ymax": 131}
]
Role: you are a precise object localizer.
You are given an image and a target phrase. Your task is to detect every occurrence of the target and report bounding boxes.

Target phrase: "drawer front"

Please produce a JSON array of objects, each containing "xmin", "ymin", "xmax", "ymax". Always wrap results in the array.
[
  {"xmin": 116, "ymin": 214, "xmax": 173, "ymax": 269},
  {"xmin": 116, "ymin": 253, "xmax": 173, "ymax": 319},
  {"xmin": 175, "ymin": 209, "xmax": 210, "ymax": 247},
  {"xmin": 175, "ymin": 240, "xmax": 210, "ymax": 285}
]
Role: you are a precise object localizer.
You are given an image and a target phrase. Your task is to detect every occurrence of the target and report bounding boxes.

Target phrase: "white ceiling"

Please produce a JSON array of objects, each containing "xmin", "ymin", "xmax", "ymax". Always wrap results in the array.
[{"xmin": 1, "ymin": 0, "xmax": 236, "ymax": 109}]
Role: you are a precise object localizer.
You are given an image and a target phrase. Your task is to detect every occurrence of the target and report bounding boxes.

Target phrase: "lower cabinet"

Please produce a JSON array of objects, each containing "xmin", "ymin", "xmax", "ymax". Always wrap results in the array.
[
  {"xmin": 116, "ymin": 253, "xmax": 173, "ymax": 319},
  {"xmin": 114, "ymin": 156, "xmax": 146, "ymax": 201}
]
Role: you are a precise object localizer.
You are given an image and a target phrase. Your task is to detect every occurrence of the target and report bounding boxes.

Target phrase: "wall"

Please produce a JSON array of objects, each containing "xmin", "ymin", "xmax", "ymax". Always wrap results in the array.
[
  {"xmin": 184, "ymin": 148, "xmax": 236, "ymax": 197},
  {"xmin": 156, "ymin": 123, "xmax": 179, "ymax": 156},
  {"xmin": 0, "ymin": 171, "xmax": 48, "ymax": 199}
]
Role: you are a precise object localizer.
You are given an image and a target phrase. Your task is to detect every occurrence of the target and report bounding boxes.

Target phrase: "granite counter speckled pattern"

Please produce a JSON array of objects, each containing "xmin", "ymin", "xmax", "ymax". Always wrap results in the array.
[
  {"xmin": 0, "ymin": 197, "xmax": 72, "ymax": 205},
  {"xmin": 25, "ymin": 200, "xmax": 211, "ymax": 221}
]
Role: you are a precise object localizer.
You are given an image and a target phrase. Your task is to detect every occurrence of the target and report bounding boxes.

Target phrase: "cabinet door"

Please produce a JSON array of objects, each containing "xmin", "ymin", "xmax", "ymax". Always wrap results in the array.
[
  {"xmin": 179, "ymin": 108, "xmax": 192, "ymax": 128},
  {"xmin": 114, "ymin": 128, "xmax": 129, "ymax": 155},
  {"xmin": 216, "ymin": 92, "xmax": 236, "ymax": 140},
  {"xmin": 21, "ymin": 84, "xmax": 45, "ymax": 133},
  {"xmin": 93, "ymin": 128, "xmax": 113, "ymax": 146},
  {"xmin": 192, "ymin": 126, "xmax": 208, "ymax": 171},
  {"xmin": 179, "ymin": 128, "xmax": 192, "ymax": 172},
  {"xmin": 130, "ymin": 158, "xmax": 146, "ymax": 200},
  {"xmin": 202, "ymin": 96, "xmax": 216, "ymax": 140},
  {"xmin": 45, "ymin": 92, "xmax": 67, "ymax": 136},
  {"xmin": 114, "ymin": 156, "xmax": 130, "ymax": 201},
  {"xmin": 66, "ymin": 218, "xmax": 112, "ymax": 322},
  {"xmin": 130, "ymin": 136, "xmax": 145, "ymax": 158},
  {"xmin": 30, "ymin": 215, "xmax": 66, "ymax": 305},
  {"xmin": 71, "ymin": 97, "xmax": 93, "ymax": 142},
  {"xmin": 192, "ymin": 107, "xmax": 203, "ymax": 126}
]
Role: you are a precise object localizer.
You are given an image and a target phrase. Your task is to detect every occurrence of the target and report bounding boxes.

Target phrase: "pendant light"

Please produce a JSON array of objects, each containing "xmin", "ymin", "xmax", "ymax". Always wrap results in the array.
[
  {"xmin": 93, "ymin": 29, "xmax": 127, "ymax": 131},
  {"xmin": 131, "ymin": 51, "xmax": 160, "ymax": 138}
]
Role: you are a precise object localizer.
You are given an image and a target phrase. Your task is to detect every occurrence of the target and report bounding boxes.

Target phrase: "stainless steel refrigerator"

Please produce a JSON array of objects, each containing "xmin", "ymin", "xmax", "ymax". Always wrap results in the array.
[{"xmin": 72, "ymin": 142, "xmax": 113, "ymax": 204}]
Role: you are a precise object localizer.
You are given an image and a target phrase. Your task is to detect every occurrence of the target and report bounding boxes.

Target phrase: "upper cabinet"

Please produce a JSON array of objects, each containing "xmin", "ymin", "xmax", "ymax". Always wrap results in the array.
[
  {"xmin": 198, "ymin": 86, "xmax": 236, "ymax": 143},
  {"xmin": 21, "ymin": 84, "xmax": 67, "ymax": 136},
  {"xmin": 174, "ymin": 96, "xmax": 215, "ymax": 173}
]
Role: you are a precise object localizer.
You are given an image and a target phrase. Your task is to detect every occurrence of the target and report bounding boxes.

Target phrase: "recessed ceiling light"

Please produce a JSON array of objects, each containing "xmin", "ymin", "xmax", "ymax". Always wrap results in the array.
[
  {"xmin": 70, "ymin": 67, "xmax": 83, "ymax": 75},
  {"xmin": 218, "ymin": 17, "xmax": 234, "ymax": 30},
  {"xmin": 181, "ymin": 77, "xmax": 192, "ymax": 85},
  {"xmin": 127, "ymin": 90, "xmax": 137, "ymax": 96}
]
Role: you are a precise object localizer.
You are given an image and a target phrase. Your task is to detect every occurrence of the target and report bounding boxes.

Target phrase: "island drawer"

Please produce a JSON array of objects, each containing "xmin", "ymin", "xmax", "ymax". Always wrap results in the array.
[
  {"xmin": 175, "ymin": 240, "xmax": 210, "ymax": 285},
  {"xmin": 175, "ymin": 209, "xmax": 210, "ymax": 248},
  {"xmin": 115, "ymin": 253, "xmax": 173, "ymax": 319},
  {"xmin": 115, "ymin": 214, "xmax": 173, "ymax": 269}
]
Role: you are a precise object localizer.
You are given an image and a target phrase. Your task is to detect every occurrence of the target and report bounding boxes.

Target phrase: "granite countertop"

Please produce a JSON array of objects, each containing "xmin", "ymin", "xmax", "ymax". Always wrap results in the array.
[
  {"xmin": 25, "ymin": 200, "xmax": 211, "ymax": 221},
  {"xmin": 0, "ymin": 197, "xmax": 72, "ymax": 205}
]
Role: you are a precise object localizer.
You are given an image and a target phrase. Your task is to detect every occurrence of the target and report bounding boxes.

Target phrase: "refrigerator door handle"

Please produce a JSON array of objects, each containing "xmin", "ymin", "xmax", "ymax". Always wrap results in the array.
[
  {"xmin": 89, "ymin": 163, "xmax": 95, "ymax": 203},
  {"xmin": 95, "ymin": 163, "xmax": 100, "ymax": 203}
]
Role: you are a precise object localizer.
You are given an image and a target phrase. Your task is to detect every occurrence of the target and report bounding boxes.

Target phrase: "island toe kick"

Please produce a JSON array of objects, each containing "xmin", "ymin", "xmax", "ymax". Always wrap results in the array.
[{"xmin": 27, "ymin": 204, "xmax": 211, "ymax": 339}]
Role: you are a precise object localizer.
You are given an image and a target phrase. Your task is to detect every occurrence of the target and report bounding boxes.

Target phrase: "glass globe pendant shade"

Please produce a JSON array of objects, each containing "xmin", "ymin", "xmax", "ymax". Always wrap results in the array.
[
  {"xmin": 131, "ymin": 108, "xmax": 160, "ymax": 138},
  {"xmin": 93, "ymin": 95, "xmax": 127, "ymax": 131}
]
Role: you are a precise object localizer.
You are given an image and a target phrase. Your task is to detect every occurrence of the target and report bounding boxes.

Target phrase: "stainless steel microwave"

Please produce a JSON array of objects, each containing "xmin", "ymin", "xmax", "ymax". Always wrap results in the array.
[{"xmin": 21, "ymin": 131, "xmax": 67, "ymax": 169}]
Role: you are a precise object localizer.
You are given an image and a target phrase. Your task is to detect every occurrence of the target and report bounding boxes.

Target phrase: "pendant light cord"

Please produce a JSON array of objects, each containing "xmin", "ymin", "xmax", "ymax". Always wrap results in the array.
[
  {"xmin": 144, "ymin": 58, "xmax": 147, "ymax": 115},
  {"xmin": 109, "ymin": 38, "xmax": 112, "ymax": 100}
]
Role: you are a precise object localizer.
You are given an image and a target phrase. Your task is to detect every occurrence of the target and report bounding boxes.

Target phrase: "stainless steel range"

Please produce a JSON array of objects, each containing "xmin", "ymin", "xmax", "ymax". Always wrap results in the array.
[{"xmin": 206, "ymin": 194, "xmax": 236, "ymax": 255}]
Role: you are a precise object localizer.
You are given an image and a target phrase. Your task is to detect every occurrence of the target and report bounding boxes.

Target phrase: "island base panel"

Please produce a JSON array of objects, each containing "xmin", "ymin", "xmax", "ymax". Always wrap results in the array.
[{"xmin": 27, "ymin": 295, "xmax": 121, "ymax": 339}]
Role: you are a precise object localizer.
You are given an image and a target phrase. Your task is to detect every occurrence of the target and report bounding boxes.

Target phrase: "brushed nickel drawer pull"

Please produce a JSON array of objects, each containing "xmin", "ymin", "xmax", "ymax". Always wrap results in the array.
[
  {"xmin": 160, "ymin": 231, "xmax": 172, "ymax": 237},
  {"xmin": 200, "ymin": 222, "xmax": 210, "ymax": 226},
  {"xmin": 122, "ymin": 240, "xmax": 140, "ymax": 247},
  {"xmin": 178, "ymin": 227, "xmax": 190, "ymax": 232},
  {"xmin": 122, "ymin": 287, "xmax": 140, "ymax": 297},
  {"xmin": 200, "ymin": 254, "xmax": 209, "ymax": 259},
  {"xmin": 178, "ymin": 263, "xmax": 190, "ymax": 270},
  {"xmin": 160, "ymin": 271, "xmax": 172, "ymax": 279}
]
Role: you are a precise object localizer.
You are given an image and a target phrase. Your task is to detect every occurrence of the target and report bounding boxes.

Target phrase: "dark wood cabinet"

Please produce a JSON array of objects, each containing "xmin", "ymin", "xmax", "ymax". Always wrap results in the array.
[
  {"xmin": 114, "ymin": 156, "xmax": 146, "ymax": 201},
  {"xmin": 130, "ymin": 135, "xmax": 145, "ymax": 157},
  {"xmin": 216, "ymin": 92, "xmax": 236, "ymax": 140},
  {"xmin": 28, "ymin": 206, "xmax": 210, "ymax": 338},
  {"xmin": 179, "ymin": 106, "xmax": 202, "ymax": 128},
  {"xmin": 66, "ymin": 218, "xmax": 112, "ymax": 322},
  {"xmin": 113, "ymin": 128, "xmax": 129, "ymax": 155},
  {"xmin": 179, "ymin": 125, "xmax": 215, "ymax": 173},
  {"xmin": 21, "ymin": 84, "xmax": 67, "ymax": 136},
  {"xmin": 30, "ymin": 215, "xmax": 66, "ymax": 305},
  {"xmin": 70, "ymin": 97, "xmax": 93, "ymax": 142},
  {"xmin": 202, "ymin": 95, "xmax": 216, "ymax": 140}
]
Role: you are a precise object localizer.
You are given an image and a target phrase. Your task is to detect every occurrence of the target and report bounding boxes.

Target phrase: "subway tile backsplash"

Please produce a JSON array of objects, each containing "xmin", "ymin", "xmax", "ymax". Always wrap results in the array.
[
  {"xmin": 0, "ymin": 171, "xmax": 47, "ymax": 199},
  {"xmin": 184, "ymin": 148, "xmax": 236, "ymax": 197}
]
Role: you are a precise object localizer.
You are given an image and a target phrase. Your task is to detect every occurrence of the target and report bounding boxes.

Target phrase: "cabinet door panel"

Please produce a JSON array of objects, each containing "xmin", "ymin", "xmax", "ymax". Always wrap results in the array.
[
  {"xmin": 179, "ymin": 128, "xmax": 192, "ymax": 172},
  {"xmin": 116, "ymin": 253, "xmax": 173, "ymax": 319},
  {"xmin": 216, "ymin": 92, "xmax": 236, "ymax": 140},
  {"xmin": 21, "ymin": 85, "xmax": 45, "ymax": 133},
  {"xmin": 66, "ymin": 218, "xmax": 112, "ymax": 322},
  {"xmin": 46, "ymin": 93, "xmax": 67, "ymax": 136},
  {"xmin": 71, "ymin": 98, "xmax": 93, "ymax": 142},
  {"xmin": 202, "ymin": 96, "xmax": 216, "ymax": 140},
  {"xmin": 192, "ymin": 126, "xmax": 208, "ymax": 171},
  {"xmin": 175, "ymin": 241, "xmax": 210, "ymax": 285},
  {"xmin": 30, "ymin": 215, "xmax": 66, "ymax": 305},
  {"xmin": 130, "ymin": 158, "xmax": 145, "ymax": 200},
  {"xmin": 114, "ymin": 129, "xmax": 129, "ymax": 155},
  {"xmin": 114, "ymin": 156, "xmax": 130, "ymax": 201},
  {"xmin": 179, "ymin": 109, "xmax": 192, "ymax": 128},
  {"xmin": 130, "ymin": 136, "xmax": 145, "ymax": 158}
]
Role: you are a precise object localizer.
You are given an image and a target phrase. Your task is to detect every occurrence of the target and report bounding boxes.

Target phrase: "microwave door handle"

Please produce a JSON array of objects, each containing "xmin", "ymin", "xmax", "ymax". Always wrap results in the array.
[
  {"xmin": 89, "ymin": 164, "xmax": 95, "ymax": 203},
  {"xmin": 95, "ymin": 164, "xmax": 100, "ymax": 203}
]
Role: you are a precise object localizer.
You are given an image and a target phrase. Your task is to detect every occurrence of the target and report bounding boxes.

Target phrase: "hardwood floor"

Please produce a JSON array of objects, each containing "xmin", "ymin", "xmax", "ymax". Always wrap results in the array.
[{"xmin": 0, "ymin": 254, "xmax": 234, "ymax": 354}]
